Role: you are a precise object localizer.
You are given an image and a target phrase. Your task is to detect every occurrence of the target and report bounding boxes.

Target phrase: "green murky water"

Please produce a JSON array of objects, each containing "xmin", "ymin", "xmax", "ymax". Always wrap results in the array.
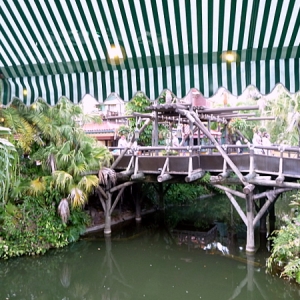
[{"xmin": 0, "ymin": 215, "xmax": 299, "ymax": 300}]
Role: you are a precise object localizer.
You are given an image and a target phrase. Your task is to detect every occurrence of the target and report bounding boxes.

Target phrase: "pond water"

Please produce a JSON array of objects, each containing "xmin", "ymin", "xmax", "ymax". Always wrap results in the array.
[{"xmin": 0, "ymin": 213, "xmax": 299, "ymax": 300}]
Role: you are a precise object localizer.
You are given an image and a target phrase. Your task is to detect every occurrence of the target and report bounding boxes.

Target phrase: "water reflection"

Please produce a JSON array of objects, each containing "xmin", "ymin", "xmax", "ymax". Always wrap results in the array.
[
  {"xmin": 60, "ymin": 263, "xmax": 71, "ymax": 288},
  {"xmin": 0, "ymin": 217, "xmax": 299, "ymax": 299}
]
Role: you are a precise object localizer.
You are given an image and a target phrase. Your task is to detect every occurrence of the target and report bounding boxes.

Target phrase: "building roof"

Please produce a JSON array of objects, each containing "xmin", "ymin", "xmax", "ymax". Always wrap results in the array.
[
  {"xmin": 1, "ymin": 0, "xmax": 299, "ymax": 106},
  {"xmin": 83, "ymin": 121, "xmax": 121, "ymax": 134}
]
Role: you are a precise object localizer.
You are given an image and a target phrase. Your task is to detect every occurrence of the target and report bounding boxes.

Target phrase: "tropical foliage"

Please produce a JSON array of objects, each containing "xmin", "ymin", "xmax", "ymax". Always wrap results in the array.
[
  {"xmin": 125, "ymin": 92, "xmax": 168, "ymax": 146},
  {"xmin": 0, "ymin": 189, "xmax": 90, "ymax": 259},
  {"xmin": 0, "ymin": 97, "xmax": 112, "ymax": 258},
  {"xmin": 221, "ymin": 86, "xmax": 300, "ymax": 147},
  {"xmin": 0, "ymin": 126, "xmax": 18, "ymax": 205},
  {"xmin": 227, "ymin": 117, "xmax": 253, "ymax": 142},
  {"xmin": 125, "ymin": 92, "xmax": 153, "ymax": 145},
  {"xmin": 260, "ymin": 87, "xmax": 300, "ymax": 145},
  {"xmin": 266, "ymin": 194, "xmax": 300, "ymax": 284}
]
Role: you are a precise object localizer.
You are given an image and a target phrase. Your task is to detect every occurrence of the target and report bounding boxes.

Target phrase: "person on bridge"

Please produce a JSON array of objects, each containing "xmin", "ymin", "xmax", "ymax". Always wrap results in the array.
[
  {"xmin": 118, "ymin": 135, "xmax": 128, "ymax": 149},
  {"xmin": 172, "ymin": 132, "xmax": 180, "ymax": 147},
  {"xmin": 235, "ymin": 138, "xmax": 243, "ymax": 154},
  {"xmin": 262, "ymin": 132, "xmax": 273, "ymax": 155},
  {"xmin": 181, "ymin": 124, "xmax": 190, "ymax": 146},
  {"xmin": 252, "ymin": 129, "xmax": 263, "ymax": 154}
]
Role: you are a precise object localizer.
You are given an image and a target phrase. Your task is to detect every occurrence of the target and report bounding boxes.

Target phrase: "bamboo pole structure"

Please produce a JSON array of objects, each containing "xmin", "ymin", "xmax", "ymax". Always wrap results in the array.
[
  {"xmin": 158, "ymin": 174, "xmax": 173, "ymax": 182},
  {"xmin": 110, "ymin": 181, "xmax": 134, "ymax": 193},
  {"xmin": 224, "ymin": 191, "xmax": 247, "ymax": 225},
  {"xmin": 104, "ymin": 193, "xmax": 112, "ymax": 235},
  {"xmin": 252, "ymin": 188, "xmax": 292, "ymax": 227},
  {"xmin": 195, "ymin": 105, "xmax": 259, "ymax": 114},
  {"xmin": 246, "ymin": 191, "xmax": 255, "ymax": 253},
  {"xmin": 185, "ymin": 170, "xmax": 205, "ymax": 182},
  {"xmin": 110, "ymin": 187, "xmax": 125, "ymax": 215},
  {"xmin": 214, "ymin": 184, "xmax": 246, "ymax": 199},
  {"xmin": 107, "ymin": 103, "xmax": 298, "ymax": 248},
  {"xmin": 101, "ymin": 182, "xmax": 135, "ymax": 235},
  {"xmin": 97, "ymin": 185, "xmax": 108, "ymax": 199},
  {"xmin": 211, "ymin": 177, "xmax": 300, "ymax": 189},
  {"xmin": 111, "ymin": 118, "xmax": 151, "ymax": 169},
  {"xmin": 276, "ymin": 146, "xmax": 285, "ymax": 184},
  {"xmin": 177, "ymin": 108, "xmax": 248, "ymax": 186}
]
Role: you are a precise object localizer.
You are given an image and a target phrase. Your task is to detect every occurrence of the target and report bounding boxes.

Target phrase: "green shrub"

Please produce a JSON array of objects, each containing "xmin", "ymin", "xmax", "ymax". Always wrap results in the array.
[
  {"xmin": 0, "ymin": 195, "xmax": 90, "ymax": 259},
  {"xmin": 266, "ymin": 196, "xmax": 300, "ymax": 284}
]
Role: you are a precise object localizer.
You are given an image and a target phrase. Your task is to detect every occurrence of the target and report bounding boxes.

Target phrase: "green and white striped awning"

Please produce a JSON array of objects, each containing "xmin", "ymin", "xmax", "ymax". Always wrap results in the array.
[{"xmin": 1, "ymin": 0, "xmax": 300, "ymax": 105}]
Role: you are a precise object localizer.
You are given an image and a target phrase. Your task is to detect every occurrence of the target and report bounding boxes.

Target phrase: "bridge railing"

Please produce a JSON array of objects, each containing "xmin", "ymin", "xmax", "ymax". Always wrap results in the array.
[
  {"xmin": 109, "ymin": 144, "xmax": 300, "ymax": 157},
  {"xmin": 248, "ymin": 144, "xmax": 300, "ymax": 158},
  {"xmin": 110, "ymin": 145, "xmax": 218, "ymax": 156}
]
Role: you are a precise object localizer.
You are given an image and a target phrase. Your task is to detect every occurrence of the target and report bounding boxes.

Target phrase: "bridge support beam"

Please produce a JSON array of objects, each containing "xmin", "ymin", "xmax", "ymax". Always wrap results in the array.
[
  {"xmin": 158, "ymin": 174, "xmax": 173, "ymax": 182},
  {"xmin": 185, "ymin": 170, "xmax": 206, "ymax": 182},
  {"xmin": 131, "ymin": 172, "xmax": 145, "ymax": 180},
  {"xmin": 218, "ymin": 186, "xmax": 256, "ymax": 253},
  {"xmin": 246, "ymin": 191, "xmax": 256, "ymax": 253},
  {"xmin": 102, "ymin": 183, "xmax": 134, "ymax": 235},
  {"xmin": 134, "ymin": 183, "xmax": 142, "ymax": 221},
  {"xmin": 104, "ymin": 193, "xmax": 112, "ymax": 235}
]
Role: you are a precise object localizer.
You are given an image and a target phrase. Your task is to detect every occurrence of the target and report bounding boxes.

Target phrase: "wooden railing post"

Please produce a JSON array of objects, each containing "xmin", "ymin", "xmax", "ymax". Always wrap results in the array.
[
  {"xmin": 276, "ymin": 145, "xmax": 285, "ymax": 184},
  {"xmin": 249, "ymin": 145, "xmax": 255, "ymax": 174}
]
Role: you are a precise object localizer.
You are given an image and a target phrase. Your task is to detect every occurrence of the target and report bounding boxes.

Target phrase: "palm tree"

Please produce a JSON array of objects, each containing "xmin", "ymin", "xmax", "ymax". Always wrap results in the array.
[
  {"xmin": 2, "ymin": 97, "xmax": 112, "ymax": 218},
  {"xmin": 29, "ymin": 98, "xmax": 112, "ymax": 209},
  {"xmin": 261, "ymin": 87, "xmax": 300, "ymax": 145},
  {"xmin": 1, "ymin": 100, "xmax": 41, "ymax": 153}
]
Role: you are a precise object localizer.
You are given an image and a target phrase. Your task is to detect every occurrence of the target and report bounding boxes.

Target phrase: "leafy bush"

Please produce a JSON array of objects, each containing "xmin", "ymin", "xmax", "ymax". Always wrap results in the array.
[
  {"xmin": 0, "ymin": 194, "xmax": 90, "ymax": 259},
  {"xmin": 266, "ymin": 195, "xmax": 300, "ymax": 284}
]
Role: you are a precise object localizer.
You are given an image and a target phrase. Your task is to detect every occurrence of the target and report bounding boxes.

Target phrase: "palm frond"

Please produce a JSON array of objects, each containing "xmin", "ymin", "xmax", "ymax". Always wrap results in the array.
[
  {"xmin": 78, "ymin": 175, "xmax": 99, "ymax": 194},
  {"xmin": 67, "ymin": 162, "xmax": 87, "ymax": 177},
  {"xmin": 58, "ymin": 198, "xmax": 70, "ymax": 223},
  {"xmin": 0, "ymin": 138, "xmax": 15, "ymax": 148},
  {"xmin": 53, "ymin": 170, "xmax": 73, "ymax": 191},
  {"xmin": 28, "ymin": 178, "xmax": 47, "ymax": 196},
  {"xmin": 56, "ymin": 142, "xmax": 73, "ymax": 166},
  {"xmin": 98, "ymin": 167, "xmax": 117, "ymax": 187},
  {"xmin": 69, "ymin": 187, "xmax": 86, "ymax": 208},
  {"xmin": 0, "ymin": 126, "xmax": 11, "ymax": 135},
  {"xmin": 93, "ymin": 147, "xmax": 113, "ymax": 168}
]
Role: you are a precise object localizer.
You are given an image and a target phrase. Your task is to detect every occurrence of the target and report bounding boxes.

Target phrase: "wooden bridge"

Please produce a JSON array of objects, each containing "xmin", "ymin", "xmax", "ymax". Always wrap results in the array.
[
  {"xmin": 103, "ymin": 143, "xmax": 300, "ymax": 254},
  {"xmin": 111, "ymin": 144, "xmax": 300, "ymax": 183},
  {"xmin": 96, "ymin": 99, "xmax": 300, "ymax": 254}
]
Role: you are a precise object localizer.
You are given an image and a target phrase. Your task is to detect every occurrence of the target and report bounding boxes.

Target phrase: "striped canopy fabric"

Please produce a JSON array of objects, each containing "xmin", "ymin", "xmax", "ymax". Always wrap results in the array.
[{"xmin": 1, "ymin": 0, "xmax": 300, "ymax": 106}]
